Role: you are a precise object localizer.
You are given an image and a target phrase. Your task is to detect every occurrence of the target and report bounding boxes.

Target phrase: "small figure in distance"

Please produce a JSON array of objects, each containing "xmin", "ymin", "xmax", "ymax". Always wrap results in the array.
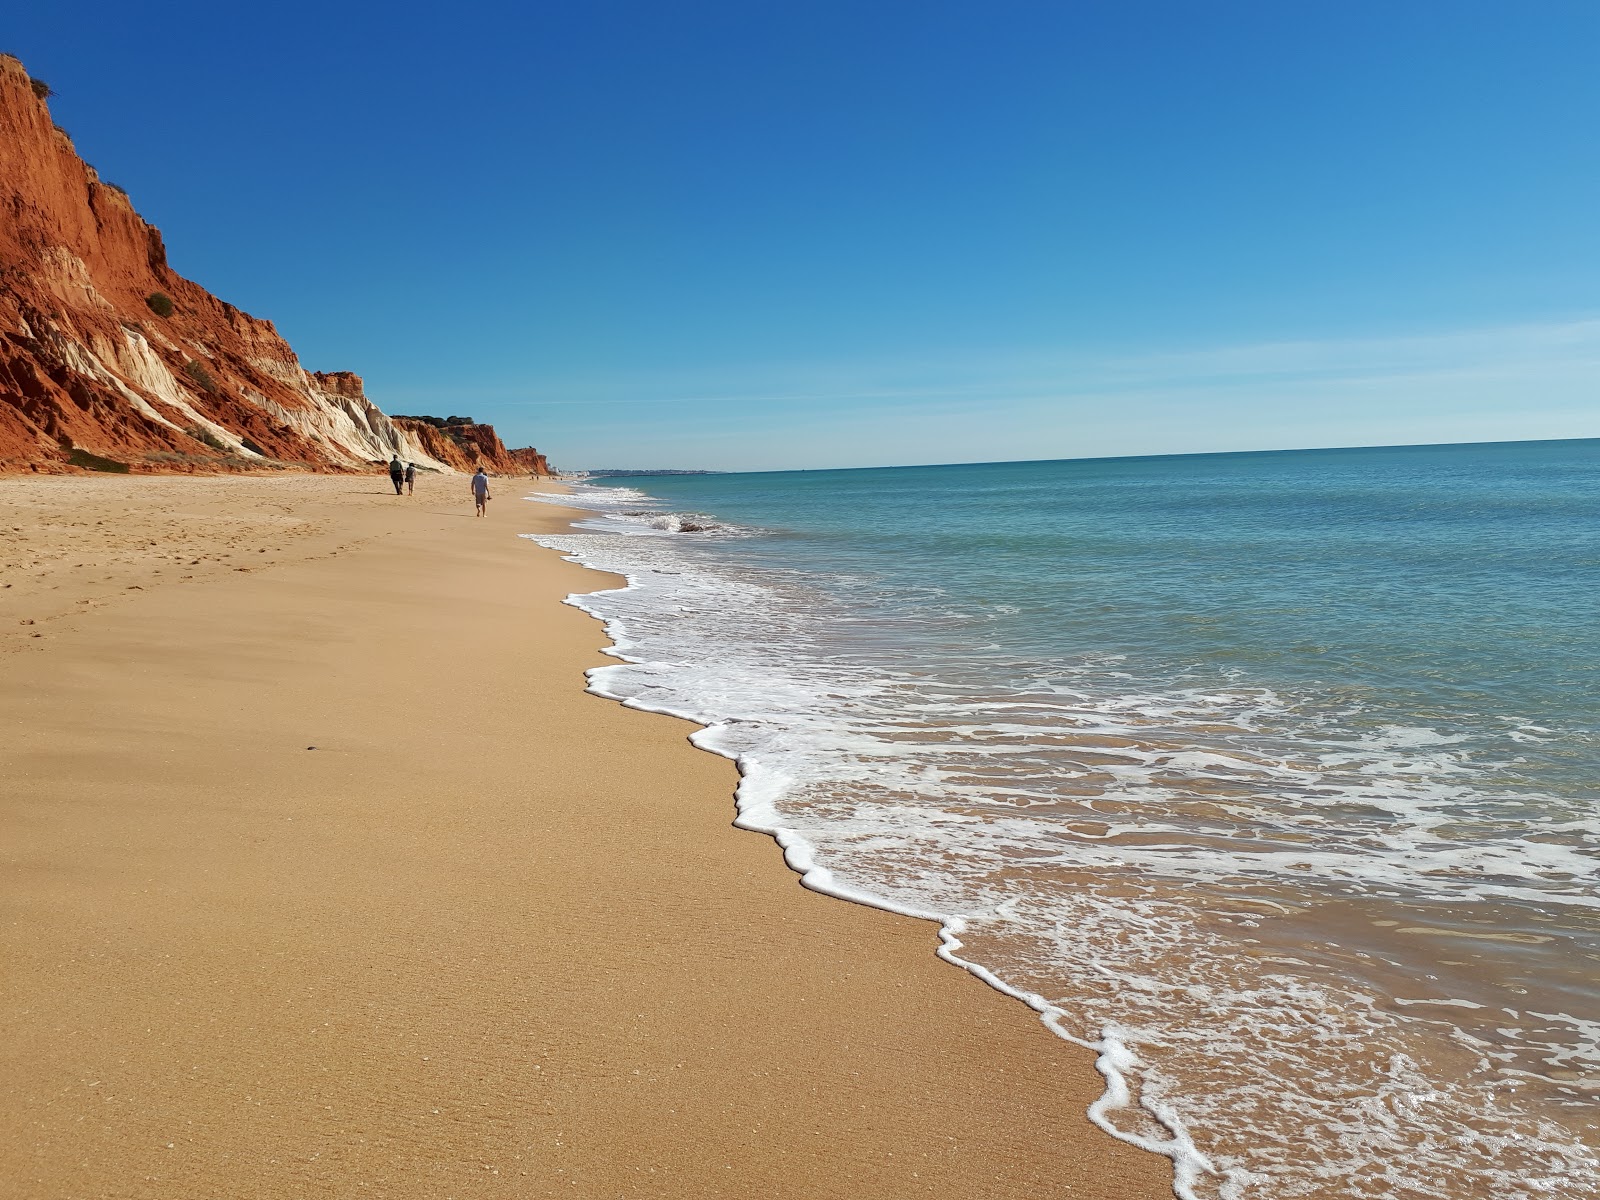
[
  {"xmin": 404, "ymin": 461, "xmax": 416, "ymax": 496},
  {"xmin": 471, "ymin": 466, "xmax": 491, "ymax": 517},
  {"xmin": 388, "ymin": 454, "xmax": 405, "ymax": 496}
]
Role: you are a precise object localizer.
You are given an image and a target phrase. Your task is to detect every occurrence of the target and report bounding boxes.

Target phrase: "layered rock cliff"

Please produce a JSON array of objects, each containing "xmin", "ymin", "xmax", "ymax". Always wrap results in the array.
[
  {"xmin": 0, "ymin": 55, "xmax": 550, "ymax": 476},
  {"xmin": 390, "ymin": 415, "xmax": 552, "ymax": 476}
]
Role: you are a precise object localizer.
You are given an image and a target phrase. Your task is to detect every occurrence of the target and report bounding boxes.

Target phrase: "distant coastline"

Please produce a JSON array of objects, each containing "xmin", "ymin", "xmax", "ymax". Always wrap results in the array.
[{"xmin": 579, "ymin": 468, "xmax": 725, "ymax": 478}]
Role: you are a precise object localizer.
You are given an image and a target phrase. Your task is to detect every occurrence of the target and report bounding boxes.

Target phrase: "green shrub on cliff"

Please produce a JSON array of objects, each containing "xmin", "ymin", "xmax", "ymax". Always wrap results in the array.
[
  {"xmin": 29, "ymin": 77, "xmax": 53, "ymax": 101},
  {"xmin": 186, "ymin": 424, "xmax": 228, "ymax": 451},
  {"xmin": 67, "ymin": 448, "xmax": 129, "ymax": 473},
  {"xmin": 182, "ymin": 359, "xmax": 221, "ymax": 395},
  {"xmin": 146, "ymin": 292, "xmax": 174, "ymax": 318}
]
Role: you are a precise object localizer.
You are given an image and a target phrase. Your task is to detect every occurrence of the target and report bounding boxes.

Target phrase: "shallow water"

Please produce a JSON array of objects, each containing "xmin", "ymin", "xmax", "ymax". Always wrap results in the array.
[{"xmin": 528, "ymin": 441, "xmax": 1599, "ymax": 1198}]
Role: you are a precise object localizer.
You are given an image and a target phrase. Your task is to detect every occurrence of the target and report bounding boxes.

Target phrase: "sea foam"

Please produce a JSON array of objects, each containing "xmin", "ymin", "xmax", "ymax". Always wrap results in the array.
[{"xmin": 522, "ymin": 469, "xmax": 1599, "ymax": 1200}]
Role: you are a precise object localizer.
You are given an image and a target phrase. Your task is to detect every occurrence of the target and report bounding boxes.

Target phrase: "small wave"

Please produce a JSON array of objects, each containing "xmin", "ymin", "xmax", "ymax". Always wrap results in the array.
[
  {"xmin": 524, "ymin": 483, "xmax": 752, "ymax": 537},
  {"xmin": 609, "ymin": 510, "xmax": 745, "ymax": 535}
]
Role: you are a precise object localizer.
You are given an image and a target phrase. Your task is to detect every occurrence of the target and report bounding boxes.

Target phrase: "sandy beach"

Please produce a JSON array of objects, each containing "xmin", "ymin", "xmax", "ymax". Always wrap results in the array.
[{"xmin": 0, "ymin": 473, "xmax": 1172, "ymax": 1199}]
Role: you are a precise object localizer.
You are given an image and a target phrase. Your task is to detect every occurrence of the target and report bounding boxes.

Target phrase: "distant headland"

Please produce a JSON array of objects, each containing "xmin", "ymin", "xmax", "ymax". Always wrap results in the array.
[{"xmin": 580, "ymin": 469, "xmax": 724, "ymax": 478}]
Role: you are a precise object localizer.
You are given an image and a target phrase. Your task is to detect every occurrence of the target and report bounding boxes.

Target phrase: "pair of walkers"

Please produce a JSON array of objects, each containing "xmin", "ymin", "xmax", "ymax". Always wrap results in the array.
[
  {"xmin": 385, "ymin": 458, "xmax": 490, "ymax": 515},
  {"xmin": 386, "ymin": 456, "xmax": 416, "ymax": 496}
]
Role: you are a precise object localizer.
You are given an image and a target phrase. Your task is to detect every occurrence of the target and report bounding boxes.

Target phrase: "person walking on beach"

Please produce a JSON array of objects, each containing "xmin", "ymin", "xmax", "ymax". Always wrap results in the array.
[
  {"xmin": 388, "ymin": 455, "xmax": 405, "ymax": 496},
  {"xmin": 404, "ymin": 462, "xmax": 416, "ymax": 495},
  {"xmin": 471, "ymin": 466, "xmax": 491, "ymax": 517}
]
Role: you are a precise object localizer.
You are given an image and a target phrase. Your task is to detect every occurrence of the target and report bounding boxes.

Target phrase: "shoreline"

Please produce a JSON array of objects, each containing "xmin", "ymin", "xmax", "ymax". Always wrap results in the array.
[
  {"xmin": 542, "ymin": 456, "xmax": 1600, "ymax": 1200},
  {"xmin": 534, "ymin": 520, "xmax": 1205, "ymax": 1191},
  {"xmin": 0, "ymin": 473, "xmax": 1174, "ymax": 1198}
]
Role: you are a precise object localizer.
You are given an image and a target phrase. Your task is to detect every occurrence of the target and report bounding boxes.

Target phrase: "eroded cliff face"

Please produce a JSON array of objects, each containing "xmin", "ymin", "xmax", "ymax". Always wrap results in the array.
[
  {"xmin": 390, "ymin": 417, "xmax": 551, "ymax": 476},
  {"xmin": 0, "ymin": 56, "xmax": 550, "ymax": 476}
]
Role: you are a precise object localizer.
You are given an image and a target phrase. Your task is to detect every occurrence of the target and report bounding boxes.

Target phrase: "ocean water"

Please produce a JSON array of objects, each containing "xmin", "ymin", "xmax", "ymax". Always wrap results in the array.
[{"xmin": 526, "ymin": 440, "xmax": 1600, "ymax": 1199}]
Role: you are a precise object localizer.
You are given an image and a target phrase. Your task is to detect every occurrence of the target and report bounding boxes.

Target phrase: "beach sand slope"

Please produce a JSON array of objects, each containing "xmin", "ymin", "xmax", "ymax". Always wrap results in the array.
[{"xmin": 0, "ymin": 474, "xmax": 1173, "ymax": 1199}]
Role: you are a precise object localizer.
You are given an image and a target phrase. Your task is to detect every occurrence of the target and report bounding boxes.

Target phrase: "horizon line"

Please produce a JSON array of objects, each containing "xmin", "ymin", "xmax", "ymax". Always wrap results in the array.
[{"xmin": 572, "ymin": 433, "xmax": 1600, "ymax": 478}]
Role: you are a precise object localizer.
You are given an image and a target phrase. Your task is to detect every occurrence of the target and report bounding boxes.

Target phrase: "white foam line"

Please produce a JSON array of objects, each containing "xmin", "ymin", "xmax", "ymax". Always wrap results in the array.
[{"xmin": 521, "ymin": 531, "xmax": 1215, "ymax": 1200}]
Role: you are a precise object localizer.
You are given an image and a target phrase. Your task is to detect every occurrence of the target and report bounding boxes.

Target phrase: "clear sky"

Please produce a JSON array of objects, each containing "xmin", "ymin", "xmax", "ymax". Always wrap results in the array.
[{"xmin": 9, "ymin": 1, "xmax": 1598, "ymax": 470}]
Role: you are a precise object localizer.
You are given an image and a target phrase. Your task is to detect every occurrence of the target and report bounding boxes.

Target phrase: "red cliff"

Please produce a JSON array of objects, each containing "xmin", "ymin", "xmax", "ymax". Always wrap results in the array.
[
  {"xmin": 0, "ymin": 56, "xmax": 550, "ymax": 477},
  {"xmin": 390, "ymin": 415, "xmax": 551, "ymax": 476}
]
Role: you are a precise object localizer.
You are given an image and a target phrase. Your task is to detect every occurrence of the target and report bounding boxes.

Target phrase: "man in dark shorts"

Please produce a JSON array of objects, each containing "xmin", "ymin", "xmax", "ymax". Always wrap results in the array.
[{"xmin": 388, "ymin": 455, "xmax": 405, "ymax": 495}]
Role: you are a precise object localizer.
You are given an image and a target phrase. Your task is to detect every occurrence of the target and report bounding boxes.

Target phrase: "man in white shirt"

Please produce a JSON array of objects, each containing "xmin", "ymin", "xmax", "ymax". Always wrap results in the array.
[{"xmin": 471, "ymin": 467, "xmax": 491, "ymax": 517}]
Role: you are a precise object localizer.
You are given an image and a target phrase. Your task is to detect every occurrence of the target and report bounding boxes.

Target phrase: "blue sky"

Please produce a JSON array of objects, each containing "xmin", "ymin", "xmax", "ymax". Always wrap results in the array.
[{"xmin": 9, "ymin": 1, "xmax": 1598, "ymax": 470}]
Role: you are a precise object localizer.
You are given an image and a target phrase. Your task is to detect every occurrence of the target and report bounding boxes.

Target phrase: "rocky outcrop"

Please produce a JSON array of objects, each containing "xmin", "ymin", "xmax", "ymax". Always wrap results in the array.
[
  {"xmin": 390, "ymin": 416, "xmax": 551, "ymax": 476},
  {"xmin": 0, "ymin": 56, "xmax": 547, "ymax": 476},
  {"xmin": 507, "ymin": 446, "xmax": 552, "ymax": 476}
]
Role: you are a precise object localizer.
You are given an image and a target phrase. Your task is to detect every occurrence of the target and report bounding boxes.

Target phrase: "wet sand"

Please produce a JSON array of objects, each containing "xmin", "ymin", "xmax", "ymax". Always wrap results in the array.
[{"xmin": 0, "ymin": 473, "xmax": 1173, "ymax": 1199}]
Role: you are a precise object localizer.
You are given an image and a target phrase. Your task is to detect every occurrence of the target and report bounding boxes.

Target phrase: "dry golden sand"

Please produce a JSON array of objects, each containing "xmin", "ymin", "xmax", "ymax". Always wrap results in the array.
[{"xmin": 0, "ymin": 473, "xmax": 1174, "ymax": 1200}]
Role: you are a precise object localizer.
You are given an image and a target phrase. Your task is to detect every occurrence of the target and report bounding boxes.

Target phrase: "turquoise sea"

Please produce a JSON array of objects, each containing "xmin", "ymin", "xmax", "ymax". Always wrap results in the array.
[{"xmin": 530, "ymin": 439, "xmax": 1599, "ymax": 1199}]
